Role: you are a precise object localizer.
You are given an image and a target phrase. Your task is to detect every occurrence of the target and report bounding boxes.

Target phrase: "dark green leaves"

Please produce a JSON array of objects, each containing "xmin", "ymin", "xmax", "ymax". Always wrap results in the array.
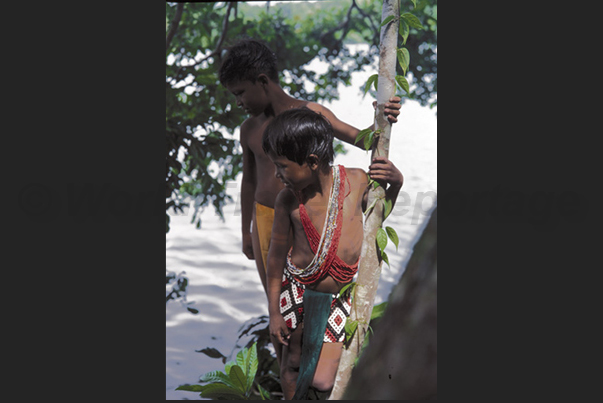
[
  {"xmin": 385, "ymin": 226, "xmax": 399, "ymax": 251},
  {"xmin": 354, "ymin": 128, "xmax": 372, "ymax": 146},
  {"xmin": 363, "ymin": 73, "xmax": 379, "ymax": 96},
  {"xmin": 344, "ymin": 319, "xmax": 358, "ymax": 348},
  {"xmin": 380, "ymin": 15, "xmax": 395, "ymax": 27},
  {"xmin": 383, "ymin": 198, "xmax": 393, "ymax": 220},
  {"xmin": 397, "ymin": 47, "xmax": 410, "ymax": 75},
  {"xmin": 376, "ymin": 227, "xmax": 388, "ymax": 253},
  {"xmin": 401, "ymin": 12, "xmax": 424, "ymax": 30},
  {"xmin": 228, "ymin": 365, "xmax": 247, "ymax": 393},
  {"xmin": 399, "ymin": 11, "xmax": 424, "ymax": 45},
  {"xmin": 339, "ymin": 281, "xmax": 357, "ymax": 298},
  {"xmin": 370, "ymin": 301, "xmax": 388, "ymax": 321},
  {"xmin": 181, "ymin": 342, "xmax": 262, "ymax": 400},
  {"xmin": 395, "ymin": 75, "xmax": 410, "ymax": 96},
  {"xmin": 399, "ymin": 19, "xmax": 409, "ymax": 45},
  {"xmin": 355, "ymin": 128, "xmax": 380, "ymax": 151},
  {"xmin": 196, "ymin": 347, "xmax": 227, "ymax": 360},
  {"xmin": 376, "ymin": 225, "xmax": 400, "ymax": 268}
]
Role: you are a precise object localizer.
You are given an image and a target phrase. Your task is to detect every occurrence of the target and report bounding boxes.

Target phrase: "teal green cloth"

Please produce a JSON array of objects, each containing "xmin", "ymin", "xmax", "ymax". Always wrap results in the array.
[{"xmin": 293, "ymin": 288, "xmax": 334, "ymax": 400}]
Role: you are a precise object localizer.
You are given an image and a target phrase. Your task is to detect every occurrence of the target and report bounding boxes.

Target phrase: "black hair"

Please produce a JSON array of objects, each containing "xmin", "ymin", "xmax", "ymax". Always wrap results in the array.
[
  {"xmin": 262, "ymin": 107, "xmax": 334, "ymax": 170},
  {"xmin": 218, "ymin": 39, "xmax": 279, "ymax": 86}
]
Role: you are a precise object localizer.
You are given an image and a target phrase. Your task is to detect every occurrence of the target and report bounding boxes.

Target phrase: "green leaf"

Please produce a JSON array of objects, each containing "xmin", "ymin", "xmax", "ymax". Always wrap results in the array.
[
  {"xmin": 228, "ymin": 364, "xmax": 247, "ymax": 393},
  {"xmin": 176, "ymin": 384, "xmax": 205, "ymax": 392},
  {"xmin": 198, "ymin": 383, "xmax": 246, "ymax": 400},
  {"xmin": 364, "ymin": 130, "xmax": 374, "ymax": 151},
  {"xmin": 385, "ymin": 226, "xmax": 399, "ymax": 251},
  {"xmin": 257, "ymin": 383, "xmax": 271, "ymax": 400},
  {"xmin": 410, "ymin": 0, "xmax": 417, "ymax": 7},
  {"xmin": 246, "ymin": 343, "xmax": 258, "ymax": 392},
  {"xmin": 396, "ymin": 47, "xmax": 410, "ymax": 75},
  {"xmin": 370, "ymin": 302, "xmax": 388, "ymax": 321},
  {"xmin": 235, "ymin": 348, "xmax": 246, "ymax": 374},
  {"xmin": 380, "ymin": 15, "xmax": 395, "ymax": 27},
  {"xmin": 355, "ymin": 128, "xmax": 372, "ymax": 145},
  {"xmin": 339, "ymin": 281, "xmax": 356, "ymax": 297},
  {"xmin": 196, "ymin": 347, "xmax": 226, "ymax": 360},
  {"xmin": 381, "ymin": 250, "xmax": 390, "ymax": 267},
  {"xmin": 344, "ymin": 320, "xmax": 358, "ymax": 343},
  {"xmin": 224, "ymin": 360, "xmax": 235, "ymax": 375},
  {"xmin": 363, "ymin": 74, "xmax": 378, "ymax": 96},
  {"xmin": 395, "ymin": 75, "xmax": 410, "ymax": 95},
  {"xmin": 199, "ymin": 370, "xmax": 240, "ymax": 391},
  {"xmin": 199, "ymin": 370, "xmax": 227, "ymax": 383},
  {"xmin": 399, "ymin": 19, "xmax": 409, "ymax": 45},
  {"xmin": 366, "ymin": 173, "xmax": 380, "ymax": 191},
  {"xmin": 401, "ymin": 12, "xmax": 424, "ymax": 30},
  {"xmin": 383, "ymin": 198, "xmax": 393, "ymax": 220},
  {"xmin": 376, "ymin": 227, "xmax": 388, "ymax": 253}
]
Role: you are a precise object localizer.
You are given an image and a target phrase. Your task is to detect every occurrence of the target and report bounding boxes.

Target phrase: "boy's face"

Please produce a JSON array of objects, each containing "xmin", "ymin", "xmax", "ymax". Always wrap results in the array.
[
  {"xmin": 267, "ymin": 151, "xmax": 314, "ymax": 192},
  {"xmin": 225, "ymin": 80, "xmax": 269, "ymax": 117}
]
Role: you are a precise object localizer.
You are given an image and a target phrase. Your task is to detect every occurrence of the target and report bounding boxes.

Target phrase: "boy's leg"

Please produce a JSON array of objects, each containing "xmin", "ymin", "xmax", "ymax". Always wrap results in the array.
[
  {"xmin": 280, "ymin": 325, "xmax": 304, "ymax": 400},
  {"xmin": 250, "ymin": 202, "xmax": 268, "ymax": 293},
  {"xmin": 312, "ymin": 342, "xmax": 344, "ymax": 393},
  {"xmin": 270, "ymin": 334, "xmax": 284, "ymax": 371}
]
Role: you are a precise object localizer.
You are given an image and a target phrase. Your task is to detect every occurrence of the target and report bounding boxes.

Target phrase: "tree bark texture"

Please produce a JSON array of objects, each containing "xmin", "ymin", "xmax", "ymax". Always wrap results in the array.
[
  {"xmin": 329, "ymin": 0, "xmax": 399, "ymax": 399},
  {"xmin": 343, "ymin": 207, "xmax": 437, "ymax": 400},
  {"xmin": 166, "ymin": 3, "xmax": 184, "ymax": 52}
]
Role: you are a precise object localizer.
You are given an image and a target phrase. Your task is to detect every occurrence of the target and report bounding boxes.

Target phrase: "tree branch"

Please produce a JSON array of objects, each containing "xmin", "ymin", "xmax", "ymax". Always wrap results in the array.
[
  {"xmin": 320, "ymin": 1, "xmax": 354, "ymax": 47},
  {"xmin": 166, "ymin": 2, "xmax": 184, "ymax": 53},
  {"xmin": 212, "ymin": 1, "xmax": 235, "ymax": 62},
  {"xmin": 351, "ymin": 0, "xmax": 380, "ymax": 45},
  {"xmin": 169, "ymin": 2, "xmax": 235, "ymax": 85},
  {"xmin": 320, "ymin": 0, "xmax": 380, "ymax": 51}
]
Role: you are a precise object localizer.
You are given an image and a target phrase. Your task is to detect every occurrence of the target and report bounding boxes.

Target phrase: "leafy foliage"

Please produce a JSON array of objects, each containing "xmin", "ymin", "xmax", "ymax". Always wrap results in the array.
[
  {"xmin": 177, "ymin": 342, "xmax": 268, "ymax": 400},
  {"xmin": 165, "ymin": 0, "xmax": 436, "ymax": 232},
  {"xmin": 166, "ymin": 270, "xmax": 198, "ymax": 314},
  {"xmin": 182, "ymin": 315, "xmax": 283, "ymax": 399}
]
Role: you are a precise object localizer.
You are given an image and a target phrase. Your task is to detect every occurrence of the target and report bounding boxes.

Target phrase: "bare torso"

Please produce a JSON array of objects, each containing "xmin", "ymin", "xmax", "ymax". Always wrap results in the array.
[
  {"xmin": 284, "ymin": 167, "xmax": 368, "ymax": 294},
  {"xmin": 241, "ymin": 98, "xmax": 313, "ymax": 208}
]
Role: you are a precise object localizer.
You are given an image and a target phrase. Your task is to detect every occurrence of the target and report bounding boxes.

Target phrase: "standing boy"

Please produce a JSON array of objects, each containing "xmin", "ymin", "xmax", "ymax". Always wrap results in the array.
[
  {"xmin": 262, "ymin": 108, "xmax": 403, "ymax": 399},
  {"xmin": 218, "ymin": 38, "xmax": 401, "ymax": 294}
]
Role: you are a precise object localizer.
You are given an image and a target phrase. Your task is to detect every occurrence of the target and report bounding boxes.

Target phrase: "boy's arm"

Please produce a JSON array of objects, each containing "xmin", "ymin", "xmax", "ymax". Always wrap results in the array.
[
  {"xmin": 266, "ymin": 190, "xmax": 293, "ymax": 345},
  {"xmin": 306, "ymin": 98, "xmax": 401, "ymax": 148},
  {"xmin": 367, "ymin": 156, "xmax": 404, "ymax": 210},
  {"xmin": 240, "ymin": 122, "xmax": 256, "ymax": 260}
]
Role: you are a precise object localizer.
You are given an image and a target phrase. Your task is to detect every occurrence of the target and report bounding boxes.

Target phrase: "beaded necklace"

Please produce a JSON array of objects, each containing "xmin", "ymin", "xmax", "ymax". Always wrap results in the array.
[{"xmin": 286, "ymin": 165, "xmax": 359, "ymax": 284}]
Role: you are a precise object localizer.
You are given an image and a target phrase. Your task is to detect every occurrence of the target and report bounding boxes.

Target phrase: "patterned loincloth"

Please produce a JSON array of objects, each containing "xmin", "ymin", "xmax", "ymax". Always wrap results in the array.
[{"xmin": 279, "ymin": 269, "xmax": 352, "ymax": 343}]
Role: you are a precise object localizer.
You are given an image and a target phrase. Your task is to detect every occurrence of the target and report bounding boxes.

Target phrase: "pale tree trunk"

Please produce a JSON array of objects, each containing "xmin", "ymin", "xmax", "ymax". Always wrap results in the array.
[{"xmin": 329, "ymin": 0, "xmax": 399, "ymax": 399}]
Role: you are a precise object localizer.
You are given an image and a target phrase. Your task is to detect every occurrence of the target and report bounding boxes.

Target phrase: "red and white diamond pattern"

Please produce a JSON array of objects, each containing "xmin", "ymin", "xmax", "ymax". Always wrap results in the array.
[
  {"xmin": 324, "ymin": 294, "xmax": 351, "ymax": 342},
  {"xmin": 283, "ymin": 311, "xmax": 297, "ymax": 329},
  {"xmin": 327, "ymin": 307, "xmax": 347, "ymax": 336},
  {"xmin": 292, "ymin": 282, "xmax": 304, "ymax": 305},
  {"xmin": 280, "ymin": 290, "xmax": 292, "ymax": 312},
  {"xmin": 279, "ymin": 273, "xmax": 352, "ymax": 343}
]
